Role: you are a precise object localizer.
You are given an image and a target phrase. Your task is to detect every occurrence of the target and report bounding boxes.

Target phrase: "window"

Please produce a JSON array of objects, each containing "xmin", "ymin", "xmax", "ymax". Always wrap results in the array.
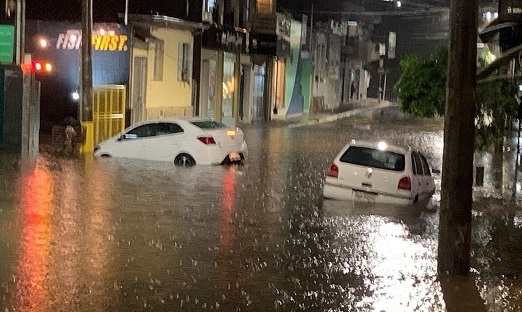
[
  {"xmin": 419, "ymin": 153, "xmax": 432, "ymax": 176},
  {"xmin": 156, "ymin": 123, "xmax": 184, "ymax": 135},
  {"xmin": 126, "ymin": 124, "xmax": 156, "ymax": 138},
  {"xmin": 340, "ymin": 146, "xmax": 405, "ymax": 172},
  {"xmin": 412, "ymin": 152, "xmax": 424, "ymax": 175},
  {"xmin": 153, "ymin": 40, "xmax": 164, "ymax": 81},
  {"xmin": 178, "ymin": 43, "xmax": 192, "ymax": 82},
  {"xmin": 190, "ymin": 120, "xmax": 227, "ymax": 129}
]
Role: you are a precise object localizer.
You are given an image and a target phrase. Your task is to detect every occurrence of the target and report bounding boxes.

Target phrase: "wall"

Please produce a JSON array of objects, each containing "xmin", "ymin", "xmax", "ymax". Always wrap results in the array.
[
  {"xmin": 144, "ymin": 28, "xmax": 194, "ymax": 119},
  {"xmin": 284, "ymin": 20, "xmax": 306, "ymax": 116}
]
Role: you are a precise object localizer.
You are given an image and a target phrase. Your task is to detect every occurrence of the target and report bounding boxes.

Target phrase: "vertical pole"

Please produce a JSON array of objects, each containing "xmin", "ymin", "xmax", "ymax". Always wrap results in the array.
[
  {"xmin": 80, "ymin": 0, "xmax": 93, "ymax": 122},
  {"xmin": 309, "ymin": 3, "xmax": 314, "ymax": 116},
  {"xmin": 14, "ymin": 0, "xmax": 24, "ymax": 65},
  {"xmin": 438, "ymin": 0, "xmax": 478, "ymax": 275},
  {"xmin": 124, "ymin": 0, "xmax": 129, "ymax": 25},
  {"xmin": 80, "ymin": 0, "xmax": 94, "ymax": 153},
  {"xmin": 514, "ymin": 118, "xmax": 521, "ymax": 200}
]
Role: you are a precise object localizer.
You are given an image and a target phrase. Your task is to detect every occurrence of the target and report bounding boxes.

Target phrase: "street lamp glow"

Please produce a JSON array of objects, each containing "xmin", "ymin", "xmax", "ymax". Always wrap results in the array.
[
  {"xmin": 72, "ymin": 91, "xmax": 80, "ymax": 101},
  {"xmin": 396, "ymin": 1, "xmax": 402, "ymax": 8},
  {"xmin": 39, "ymin": 38, "xmax": 48, "ymax": 48}
]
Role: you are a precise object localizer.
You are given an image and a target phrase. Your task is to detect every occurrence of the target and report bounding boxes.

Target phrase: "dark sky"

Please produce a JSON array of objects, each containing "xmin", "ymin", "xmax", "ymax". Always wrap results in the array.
[{"xmin": 25, "ymin": 0, "xmax": 196, "ymax": 22}]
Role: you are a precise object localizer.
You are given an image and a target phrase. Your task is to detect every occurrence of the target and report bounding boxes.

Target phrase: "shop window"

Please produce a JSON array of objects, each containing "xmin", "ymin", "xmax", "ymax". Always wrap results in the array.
[
  {"xmin": 153, "ymin": 40, "xmax": 164, "ymax": 81},
  {"xmin": 256, "ymin": 0, "xmax": 273, "ymax": 14},
  {"xmin": 178, "ymin": 43, "xmax": 192, "ymax": 82}
]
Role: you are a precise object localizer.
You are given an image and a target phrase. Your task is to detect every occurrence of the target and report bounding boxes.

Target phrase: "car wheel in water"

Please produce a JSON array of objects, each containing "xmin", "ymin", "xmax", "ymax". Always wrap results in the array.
[{"xmin": 174, "ymin": 154, "xmax": 196, "ymax": 167}]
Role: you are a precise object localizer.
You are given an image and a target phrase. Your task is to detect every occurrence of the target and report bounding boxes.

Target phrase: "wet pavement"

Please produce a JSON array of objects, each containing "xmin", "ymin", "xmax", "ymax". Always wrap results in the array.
[{"xmin": 1, "ymin": 115, "xmax": 522, "ymax": 311}]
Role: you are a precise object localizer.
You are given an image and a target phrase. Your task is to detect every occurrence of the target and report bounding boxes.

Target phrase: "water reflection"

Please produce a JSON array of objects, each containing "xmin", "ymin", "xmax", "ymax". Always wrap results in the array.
[
  {"xmin": 3, "ymin": 117, "xmax": 522, "ymax": 310},
  {"xmin": 15, "ymin": 162, "xmax": 53, "ymax": 311}
]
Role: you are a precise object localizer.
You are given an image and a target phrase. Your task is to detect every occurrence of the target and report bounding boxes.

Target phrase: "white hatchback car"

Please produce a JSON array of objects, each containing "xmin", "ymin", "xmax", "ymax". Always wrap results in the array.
[
  {"xmin": 323, "ymin": 140, "xmax": 436, "ymax": 205},
  {"xmin": 94, "ymin": 118, "xmax": 248, "ymax": 166}
]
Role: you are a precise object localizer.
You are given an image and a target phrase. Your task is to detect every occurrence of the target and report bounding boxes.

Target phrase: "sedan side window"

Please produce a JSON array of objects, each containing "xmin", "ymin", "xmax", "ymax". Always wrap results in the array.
[
  {"xmin": 156, "ymin": 123, "xmax": 185, "ymax": 136},
  {"xmin": 126, "ymin": 124, "xmax": 155, "ymax": 138},
  {"xmin": 419, "ymin": 153, "xmax": 431, "ymax": 176},
  {"xmin": 412, "ymin": 152, "xmax": 423, "ymax": 175}
]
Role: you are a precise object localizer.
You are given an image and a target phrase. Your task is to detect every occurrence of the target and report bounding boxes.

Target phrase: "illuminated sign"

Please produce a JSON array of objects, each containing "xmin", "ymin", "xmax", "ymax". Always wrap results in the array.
[
  {"xmin": 0, "ymin": 25, "xmax": 14, "ymax": 63},
  {"xmin": 55, "ymin": 32, "xmax": 128, "ymax": 51}
]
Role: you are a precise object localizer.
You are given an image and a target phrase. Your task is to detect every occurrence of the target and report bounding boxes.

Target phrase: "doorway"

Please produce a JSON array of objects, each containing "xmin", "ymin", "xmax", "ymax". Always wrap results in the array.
[{"xmin": 132, "ymin": 57, "xmax": 147, "ymax": 124}]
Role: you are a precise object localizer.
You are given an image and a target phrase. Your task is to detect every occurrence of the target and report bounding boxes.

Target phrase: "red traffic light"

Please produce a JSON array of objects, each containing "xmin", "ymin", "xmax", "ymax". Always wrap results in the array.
[
  {"xmin": 22, "ymin": 61, "xmax": 53, "ymax": 74},
  {"xmin": 35, "ymin": 61, "xmax": 53, "ymax": 73}
]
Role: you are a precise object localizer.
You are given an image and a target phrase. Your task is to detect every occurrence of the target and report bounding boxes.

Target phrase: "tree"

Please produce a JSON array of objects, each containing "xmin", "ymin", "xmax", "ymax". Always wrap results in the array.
[
  {"xmin": 395, "ymin": 47, "xmax": 448, "ymax": 118},
  {"xmin": 395, "ymin": 47, "xmax": 520, "ymax": 150}
]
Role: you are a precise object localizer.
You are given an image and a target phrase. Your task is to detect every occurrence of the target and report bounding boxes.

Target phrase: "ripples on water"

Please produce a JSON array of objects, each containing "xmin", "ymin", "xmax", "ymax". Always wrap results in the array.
[{"xmin": 0, "ymin": 117, "xmax": 521, "ymax": 311}]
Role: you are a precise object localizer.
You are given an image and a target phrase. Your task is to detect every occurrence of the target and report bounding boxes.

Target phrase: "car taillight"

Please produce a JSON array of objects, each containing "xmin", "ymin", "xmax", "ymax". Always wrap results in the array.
[
  {"xmin": 398, "ymin": 176, "xmax": 411, "ymax": 191},
  {"xmin": 197, "ymin": 136, "xmax": 216, "ymax": 145},
  {"xmin": 327, "ymin": 164, "xmax": 339, "ymax": 178}
]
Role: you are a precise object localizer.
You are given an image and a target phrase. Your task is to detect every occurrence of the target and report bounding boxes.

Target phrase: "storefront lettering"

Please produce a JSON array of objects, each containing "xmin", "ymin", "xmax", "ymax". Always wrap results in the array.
[{"xmin": 56, "ymin": 33, "xmax": 128, "ymax": 51}]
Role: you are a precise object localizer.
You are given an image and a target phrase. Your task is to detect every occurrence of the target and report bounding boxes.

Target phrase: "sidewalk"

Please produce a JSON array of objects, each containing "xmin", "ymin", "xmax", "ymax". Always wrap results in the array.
[{"xmin": 287, "ymin": 98, "xmax": 396, "ymax": 128}]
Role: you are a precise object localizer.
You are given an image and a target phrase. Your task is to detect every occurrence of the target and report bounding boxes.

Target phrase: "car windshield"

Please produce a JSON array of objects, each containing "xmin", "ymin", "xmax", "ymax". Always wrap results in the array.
[
  {"xmin": 340, "ymin": 146, "xmax": 405, "ymax": 171},
  {"xmin": 190, "ymin": 120, "xmax": 227, "ymax": 129}
]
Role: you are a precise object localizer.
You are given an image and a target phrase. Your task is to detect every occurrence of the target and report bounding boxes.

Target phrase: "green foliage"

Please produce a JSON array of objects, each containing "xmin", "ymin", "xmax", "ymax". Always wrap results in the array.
[
  {"xmin": 395, "ymin": 46, "xmax": 520, "ymax": 150},
  {"xmin": 395, "ymin": 47, "xmax": 448, "ymax": 118},
  {"xmin": 475, "ymin": 80, "xmax": 519, "ymax": 150}
]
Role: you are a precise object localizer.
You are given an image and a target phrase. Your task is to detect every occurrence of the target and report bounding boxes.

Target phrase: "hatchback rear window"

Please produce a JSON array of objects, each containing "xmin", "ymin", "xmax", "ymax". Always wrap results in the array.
[
  {"xmin": 340, "ymin": 146, "xmax": 405, "ymax": 171},
  {"xmin": 190, "ymin": 120, "xmax": 227, "ymax": 129}
]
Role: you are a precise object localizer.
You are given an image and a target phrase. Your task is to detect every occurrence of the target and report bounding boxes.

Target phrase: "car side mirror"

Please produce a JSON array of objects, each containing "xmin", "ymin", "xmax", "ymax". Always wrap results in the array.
[
  {"xmin": 432, "ymin": 168, "xmax": 441, "ymax": 174},
  {"xmin": 117, "ymin": 134, "xmax": 126, "ymax": 141}
]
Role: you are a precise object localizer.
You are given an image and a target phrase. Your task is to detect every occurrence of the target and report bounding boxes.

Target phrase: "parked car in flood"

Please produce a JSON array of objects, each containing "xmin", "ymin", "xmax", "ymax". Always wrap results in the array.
[
  {"xmin": 94, "ymin": 118, "xmax": 247, "ymax": 166},
  {"xmin": 323, "ymin": 140, "xmax": 437, "ymax": 205}
]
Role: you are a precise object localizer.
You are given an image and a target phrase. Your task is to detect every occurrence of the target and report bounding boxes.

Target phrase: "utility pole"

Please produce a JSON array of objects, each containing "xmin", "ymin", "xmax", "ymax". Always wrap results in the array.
[
  {"xmin": 438, "ymin": 0, "xmax": 478, "ymax": 275},
  {"xmin": 79, "ymin": 0, "xmax": 94, "ymax": 153},
  {"xmin": 309, "ymin": 3, "xmax": 314, "ymax": 115}
]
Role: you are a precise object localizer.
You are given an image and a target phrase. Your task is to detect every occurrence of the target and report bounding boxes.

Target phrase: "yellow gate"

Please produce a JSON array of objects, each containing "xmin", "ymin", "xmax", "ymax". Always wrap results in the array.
[{"xmin": 93, "ymin": 85, "xmax": 126, "ymax": 145}]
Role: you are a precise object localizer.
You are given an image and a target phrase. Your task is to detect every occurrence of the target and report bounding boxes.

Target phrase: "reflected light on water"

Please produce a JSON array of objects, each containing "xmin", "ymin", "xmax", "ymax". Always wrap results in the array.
[
  {"xmin": 368, "ymin": 218, "xmax": 444, "ymax": 311},
  {"xmin": 16, "ymin": 165, "xmax": 54, "ymax": 310}
]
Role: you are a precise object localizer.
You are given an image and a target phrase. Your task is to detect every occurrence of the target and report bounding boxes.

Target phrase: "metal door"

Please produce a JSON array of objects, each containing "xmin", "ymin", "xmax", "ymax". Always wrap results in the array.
[{"xmin": 93, "ymin": 85, "xmax": 126, "ymax": 145}]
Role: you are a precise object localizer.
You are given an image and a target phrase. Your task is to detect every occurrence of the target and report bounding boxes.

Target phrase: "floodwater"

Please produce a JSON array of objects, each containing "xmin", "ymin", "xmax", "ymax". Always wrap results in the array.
[{"xmin": 1, "ymin": 116, "xmax": 522, "ymax": 311}]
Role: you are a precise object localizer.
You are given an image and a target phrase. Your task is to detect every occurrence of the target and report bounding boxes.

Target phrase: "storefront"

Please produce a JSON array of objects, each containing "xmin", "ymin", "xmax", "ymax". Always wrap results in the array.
[
  {"xmin": 24, "ymin": 20, "xmax": 130, "ymax": 130},
  {"xmin": 201, "ymin": 26, "xmax": 251, "ymax": 127},
  {"xmin": 250, "ymin": 13, "xmax": 291, "ymax": 120}
]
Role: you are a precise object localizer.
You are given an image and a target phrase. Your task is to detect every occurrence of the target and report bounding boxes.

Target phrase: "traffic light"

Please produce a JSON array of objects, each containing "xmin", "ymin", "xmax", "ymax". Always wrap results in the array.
[{"xmin": 31, "ymin": 61, "xmax": 53, "ymax": 74}]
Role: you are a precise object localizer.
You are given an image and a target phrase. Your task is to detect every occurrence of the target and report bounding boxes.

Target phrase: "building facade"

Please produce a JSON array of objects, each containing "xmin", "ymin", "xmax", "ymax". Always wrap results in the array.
[{"xmin": 126, "ymin": 15, "xmax": 203, "ymax": 125}]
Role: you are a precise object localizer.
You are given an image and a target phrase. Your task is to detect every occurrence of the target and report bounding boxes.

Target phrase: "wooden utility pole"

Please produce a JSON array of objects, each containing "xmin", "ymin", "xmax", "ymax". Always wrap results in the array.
[
  {"xmin": 438, "ymin": 0, "xmax": 478, "ymax": 275},
  {"xmin": 80, "ymin": 0, "xmax": 93, "ymax": 123}
]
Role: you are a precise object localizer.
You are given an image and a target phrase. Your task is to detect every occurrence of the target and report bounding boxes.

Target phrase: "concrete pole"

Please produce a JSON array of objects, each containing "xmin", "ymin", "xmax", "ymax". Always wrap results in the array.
[
  {"xmin": 438, "ymin": 0, "xmax": 478, "ymax": 275},
  {"xmin": 80, "ymin": 0, "xmax": 93, "ymax": 123},
  {"xmin": 79, "ymin": 0, "xmax": 94, "ymax": 154}
]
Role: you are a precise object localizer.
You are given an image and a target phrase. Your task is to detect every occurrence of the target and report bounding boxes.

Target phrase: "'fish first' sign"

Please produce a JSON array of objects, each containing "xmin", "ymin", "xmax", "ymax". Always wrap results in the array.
[{"xmin": 0, "ymin": 25, "xmax": 14, "ymax": 63}]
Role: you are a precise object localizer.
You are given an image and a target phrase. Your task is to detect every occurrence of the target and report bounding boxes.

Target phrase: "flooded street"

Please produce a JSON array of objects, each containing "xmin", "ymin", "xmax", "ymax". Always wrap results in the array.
[{"xmin": 2, "ymin": 116, "xmax": 522, "ymax": 311}]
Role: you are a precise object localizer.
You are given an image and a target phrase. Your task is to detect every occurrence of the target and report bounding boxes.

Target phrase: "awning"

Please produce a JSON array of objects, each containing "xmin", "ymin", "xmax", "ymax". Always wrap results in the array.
[
  {"xmin": 479, "ymin": 15, "xmax": 522, "ymax": 43},
  {"xmin": 118, "ymin": 14, "xmax": 208, "ymax": 32}
]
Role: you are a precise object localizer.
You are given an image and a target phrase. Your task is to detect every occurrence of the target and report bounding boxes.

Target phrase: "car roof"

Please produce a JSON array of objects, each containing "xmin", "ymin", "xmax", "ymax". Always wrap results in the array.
[{"xmin": 347, "ymin": 140, "xmax": 409, "ymax": 154}]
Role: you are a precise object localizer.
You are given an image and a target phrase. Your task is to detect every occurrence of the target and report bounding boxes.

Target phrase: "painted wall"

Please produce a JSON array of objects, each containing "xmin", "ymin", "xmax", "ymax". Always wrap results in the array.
[
  {"xmin": 284, "ymin": 20, "xmax": 304, "ymax": 116},
  {"xmin": 145, "ymin": 28, "xmax": 193, "ymax": 112}
]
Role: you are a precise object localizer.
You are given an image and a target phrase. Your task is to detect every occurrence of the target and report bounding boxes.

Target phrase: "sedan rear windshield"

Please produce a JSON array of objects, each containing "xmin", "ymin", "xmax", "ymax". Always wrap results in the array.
[
  {"xmin": 190, "ymin": 120, "xmax": 227, "ymax": 129},
  {"xmin": 340, "ymin": 146, "xmax": 405, "ymax": 171}
]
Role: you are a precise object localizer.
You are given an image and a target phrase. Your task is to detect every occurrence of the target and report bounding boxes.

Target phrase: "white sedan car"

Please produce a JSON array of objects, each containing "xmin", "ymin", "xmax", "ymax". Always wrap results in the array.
[
  {"xmin": 94, "ymin": 118, "xmax": 248, "ymax": 166},
  {"xmin": 323, "ymin": 140, "xmax": 437, "ymax": 205}
]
